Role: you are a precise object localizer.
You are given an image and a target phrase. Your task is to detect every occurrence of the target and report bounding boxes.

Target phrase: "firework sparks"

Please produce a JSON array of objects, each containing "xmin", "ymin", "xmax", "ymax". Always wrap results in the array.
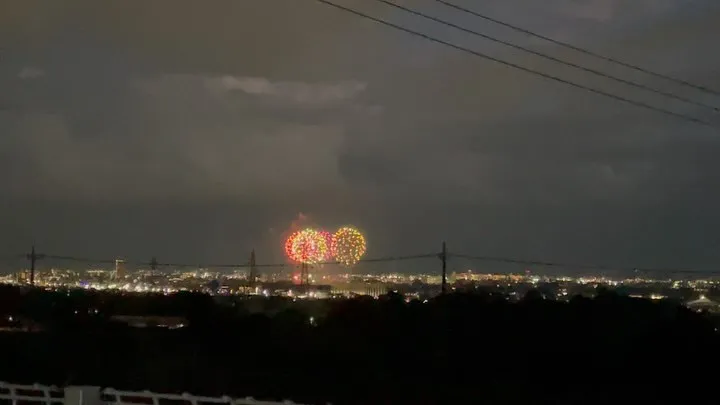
[
  {"xmin": 285, "ymin": 228, "xmax": 331, "ymax": 264},
  {"xmin": 331, "ymin": 226, "xmax": 367, "ymax": 266}
]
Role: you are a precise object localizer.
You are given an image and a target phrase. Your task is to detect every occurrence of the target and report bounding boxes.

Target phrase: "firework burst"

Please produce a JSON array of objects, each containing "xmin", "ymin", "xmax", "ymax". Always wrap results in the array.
[
  {"xmin": 331, "ymin": 226, "xmax": 367, "ymax": 266},
  {"xmin": 285, "ymin": 228, "xmax": 331, "ymax": 264},
  {"xmin": 318, "ymin": 230, "xmax": 334, "ymax": 261}
]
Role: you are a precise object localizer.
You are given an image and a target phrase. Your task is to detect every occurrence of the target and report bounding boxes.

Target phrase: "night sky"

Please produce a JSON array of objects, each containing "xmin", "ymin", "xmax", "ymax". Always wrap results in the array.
[{"xmin": 1, "ymin": 0, "xmax": 719, "ymax": 273}]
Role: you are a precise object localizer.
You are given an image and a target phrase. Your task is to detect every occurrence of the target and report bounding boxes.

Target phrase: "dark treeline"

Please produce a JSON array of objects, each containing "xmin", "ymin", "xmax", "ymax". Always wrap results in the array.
[{"xmin": 0, "ymin": 284, "xmax": 718, "ymax": 405}]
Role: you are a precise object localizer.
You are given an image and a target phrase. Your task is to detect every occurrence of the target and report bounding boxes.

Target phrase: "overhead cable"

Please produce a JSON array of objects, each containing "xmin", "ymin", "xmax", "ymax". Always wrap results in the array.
[
  {"xmin": 435, "ymin": 0, "xmax": 720, "ymax": 97},
  {"xmin": 376, "ymin": 0, "xmax": 719, "ymax": 112},
  {"xmin": 312, "ymin": 0, "xmax": 714, "ymax": 128}
]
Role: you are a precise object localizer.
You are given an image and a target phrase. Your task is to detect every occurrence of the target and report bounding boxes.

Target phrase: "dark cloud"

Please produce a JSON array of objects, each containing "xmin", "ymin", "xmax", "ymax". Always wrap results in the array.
[{"xmin": 1, "ymin": 0, "xmax": 719, "ymax": 272}]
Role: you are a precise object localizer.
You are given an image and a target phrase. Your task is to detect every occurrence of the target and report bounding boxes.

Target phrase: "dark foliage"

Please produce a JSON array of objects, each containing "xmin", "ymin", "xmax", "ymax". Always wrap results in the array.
[{"xmin": 0, "ymin": 285, "xmax": 717, "ymax": 404}]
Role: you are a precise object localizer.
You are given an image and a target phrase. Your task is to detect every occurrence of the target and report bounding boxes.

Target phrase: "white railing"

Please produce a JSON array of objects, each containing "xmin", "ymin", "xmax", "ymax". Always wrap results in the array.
[
  {"xmin": 0, "ymin": 382, "xmax": 64, "ymax": 405},
  {"xmin": 0, "ymin": 383, "xmax": 308, "ymax": 405},
  {"xmin": 102, "ymin": 388, "xmax": 303, "ymax": 405}
]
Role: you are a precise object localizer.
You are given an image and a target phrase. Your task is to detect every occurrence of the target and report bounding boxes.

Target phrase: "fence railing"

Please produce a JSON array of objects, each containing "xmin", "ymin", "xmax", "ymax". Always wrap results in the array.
[
  {"xmin": 102, "ymin": 388, "xmax": 301, "ymax": 405},
  {"xmin": 0, "ymin": 383, "xmax": 306, "ymax": 405},
  {"xmin": 0, "ymin": 382, "xmax": 64, "ymax": 405}
]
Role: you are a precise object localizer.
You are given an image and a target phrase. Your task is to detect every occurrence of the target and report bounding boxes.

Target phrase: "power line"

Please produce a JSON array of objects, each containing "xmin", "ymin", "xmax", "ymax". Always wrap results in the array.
[
  {"xmin": 450, "ymin": 253, "xmax": 720, "ymax": 275},
  {"xmin": 31, "ymin": 252, "xmax": 438, "ymax": 269},
  {"xmin": 356, "ymin": 253, "xmax": 438, "ymax": 263},
  {"xmin": 45, "ymin": 255, "xmax": 117, "ymax": 265},
  {"xmin": 153, "ymin": 252, "xmax": 437, "ymax": 268},
  {"xmin": 375, "ymin": 0, "xmax": 719, "ymax": 112},
  {"xmin": 148, "ymin": 261, "xmax": 286, "ymax": 269},
  {"xmin": 434, "ymin": 0, "xmax": 720, "ymax": 98},
  {"xmin": 0, "ymin": 254, "xmax": 24, "ymax": 261},
  {"xmin": 312, "ymin": 0, "xmax": 714, "ymax": 128},
  {"xmin": 16, "ymin": 248, "xmax": 720, "ymax": 276}
]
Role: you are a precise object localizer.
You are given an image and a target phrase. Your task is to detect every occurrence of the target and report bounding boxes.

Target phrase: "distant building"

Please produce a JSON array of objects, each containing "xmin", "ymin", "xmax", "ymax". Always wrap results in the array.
[
  {"xmin": 283, "ymin": 284, "xmax": 332, "ymax": 298},
  {"xmin": 110, "ymin": 315, "xmax": 187, "ymax": 329},
  {"xmin": 686, "ymin": 295, "xmax": 720, "ymax": 313},
  {"xmin": 15, "ymin": 270, "xmax": 31, "ymax": 284},
  {"xmin": 114, "ymin": 259, "xmax": 126, "ymax": 280},
  {"xmin": 331, "ymin": 282, "xmax": 385, "ymax": 297}
]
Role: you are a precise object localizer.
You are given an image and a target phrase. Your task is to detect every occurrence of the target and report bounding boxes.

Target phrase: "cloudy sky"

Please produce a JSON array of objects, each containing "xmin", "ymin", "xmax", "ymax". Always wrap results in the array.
[{"xmin": 1, "ymin": 0, "xmax": 719, "ymax": 274}]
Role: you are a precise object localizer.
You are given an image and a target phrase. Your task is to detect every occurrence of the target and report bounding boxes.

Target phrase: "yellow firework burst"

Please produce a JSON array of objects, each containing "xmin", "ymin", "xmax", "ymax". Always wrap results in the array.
[{"xmin": 331, "ymin": 226, "xmax": 367, "ymax": 266}]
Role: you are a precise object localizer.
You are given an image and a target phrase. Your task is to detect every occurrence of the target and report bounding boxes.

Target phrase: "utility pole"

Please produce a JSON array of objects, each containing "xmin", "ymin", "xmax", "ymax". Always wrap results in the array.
[
  {"xmin": 26, "ymin": 245, "xmax": 45, "ymax": 286},
  {"xmin": 440, "ymin": 241, "xmax": 447, "ymax": 295},
  {"xmin": 29, "ymin": 245, "xmax": 36, "ymax": 286},
  {"xmin": 248, "ymin": 249, "xmax": 257, "ymax": 288},
  {"xmin": 300, "ymin": 262, "xmax": 309, "ymax": 286}
]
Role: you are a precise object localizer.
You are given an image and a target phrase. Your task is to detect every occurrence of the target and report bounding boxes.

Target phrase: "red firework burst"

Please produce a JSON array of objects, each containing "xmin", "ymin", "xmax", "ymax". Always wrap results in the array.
[
  {"xmin": 284, "ymin": 228, "xmax": 331, "ymax": 264},
  {"xmin": 284, "ymin": 230, "xmax": 302, "ymax": 263}
]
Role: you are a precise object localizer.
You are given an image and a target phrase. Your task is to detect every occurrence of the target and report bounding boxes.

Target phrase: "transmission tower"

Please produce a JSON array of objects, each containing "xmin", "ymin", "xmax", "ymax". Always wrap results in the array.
[
  {"xmin": 300, "ymin": 262, "xmax": 310, "ymax": 286},
  {"xmin": 26, "ymin": 245, "xmax": 45, "ymax": 286},
  {"xmin": 248, "ymin": 249, "xmax": 258, "ymax": 288}
]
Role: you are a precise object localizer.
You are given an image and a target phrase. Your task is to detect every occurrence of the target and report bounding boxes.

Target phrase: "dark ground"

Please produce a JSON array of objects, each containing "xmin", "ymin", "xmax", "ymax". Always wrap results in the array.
[{"xmin": 0, "ymin": 285, "xmax": 717, "ymax": 405}]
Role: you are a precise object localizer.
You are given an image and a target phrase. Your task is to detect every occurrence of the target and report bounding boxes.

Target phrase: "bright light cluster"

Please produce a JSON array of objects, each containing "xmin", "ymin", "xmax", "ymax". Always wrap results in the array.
[
  {"xmin": 284, "ymin": 226, "xmax": 367, "ymax": 266},
  {"xmin": 285, "ymin": 228, "xmax": 332, "ymax": 264},
  {"xmin": 331, "ymin": 226, "xmax": 367, "ymax": 266}
]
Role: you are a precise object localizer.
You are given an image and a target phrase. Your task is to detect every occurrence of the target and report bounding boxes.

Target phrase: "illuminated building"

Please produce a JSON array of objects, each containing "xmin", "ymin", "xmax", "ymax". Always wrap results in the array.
[
  {"xmin": 686, "ymin": 295, "xmax": 720, "ymax": 313},
  {"xmin": 115, "ymin": 259, "xmax": 126, "ymax": 280},
  {"xmin": 16, "ymin": 270, "xmax": 31, "ymax": 284}
]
